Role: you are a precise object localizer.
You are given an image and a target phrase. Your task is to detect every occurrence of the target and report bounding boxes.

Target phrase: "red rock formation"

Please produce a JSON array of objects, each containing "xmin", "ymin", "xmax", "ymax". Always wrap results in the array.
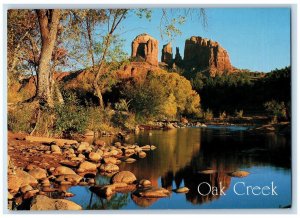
[
  {"xmin": 184, "ymin": 36, "xmax": 233, "ymax": 76},
  {"xmin": 131, "ymin": 33, "xmax": 159, "ymax": 66},
  {"xmin": 161, "ymin": 42, "xmax": 173, "ymax": 64}
]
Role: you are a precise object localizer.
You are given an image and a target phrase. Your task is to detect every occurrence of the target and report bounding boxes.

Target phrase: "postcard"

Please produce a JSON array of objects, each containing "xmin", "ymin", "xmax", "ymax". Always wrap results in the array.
[{"xmin": 6, "ymin": 7, "xmax": 292, "ymax": 211}]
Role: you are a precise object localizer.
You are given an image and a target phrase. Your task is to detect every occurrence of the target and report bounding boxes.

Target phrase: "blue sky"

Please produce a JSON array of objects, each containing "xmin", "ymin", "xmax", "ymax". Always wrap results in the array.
[{"xmin": 118, "ymin": 8, "xmax": 291, "ymax": 72}]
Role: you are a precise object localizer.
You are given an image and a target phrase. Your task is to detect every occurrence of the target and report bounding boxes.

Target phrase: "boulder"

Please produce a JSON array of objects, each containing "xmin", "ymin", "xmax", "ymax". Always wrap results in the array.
[
  {"xmin": 30, "ymin": 195, "xmax": 82, "ymax": 210},
  {"xmin": 25, "ymin": 164, "xmax": 39, "ymax": 171},
  {"xmin": 16, "ymin": 169, "xmax": 38, "ymax": 187},
  {"xmin": 60, "ymin": 160, "xmax": 80, "ymax": 168},
  {"xmin": 134, "ymin": 187, "xmax": 170, "ymax": 198},
  {"xmin": 51, "ymin": 145, "xmax": 61, "ymax": 154},
  {"xmin": 103, "ymin": 157, "xmax": 118, "ymax": 164},
  {"xmin": 8, "ymin": 192, "xmax": 14, "ymax": 200},
  {"xmin": 56, "ymin": 174, "xmax": 83, "ymax": 184},
  {"xmin": 23, "ymin": 189, "xmax": 39, "ymax": 199},
  {"xmin": 20, "ymin": 184, "xmax": 33, "ymax": 194},
  {"xmin": 111, "ymin": 171, "xmax": 137, "ymax": 184},
  {"xmin": 8, "ymin": 170, "xmax": 38, "ymax": 194},
  {"xmin": 52, "ymin": 166, "xmax": 76, "ymax": 176},
  {"xmin": 41, "ymin": 178, "xmax": 51, "ymax": 187},
  {"xmin": 99, "ymin": 163, "xmax": 119, "ymax": 173},
  {"xmin": 134, "ymin": 147, "xmax": 143, "ymax": 153},
  {"xmin": 28, "ymin": 167, "xmax": 47, "ymax": 180},
  {"xmin": 89, "ymin": 152, "xmax": 101, "ymax": 162},
  {"xmin": 174, "ymin": 187, "xmax": 189, "ymax": 193},
  {"xmin": 77, "ymin": 142, "xmax": 90, "ymax": 153},
  {"xmin": 124, "ymin": 158, "xmax": 136, "ymax": 163},
  {"xmin": 8, "ymin": 174, "xmax": 22, "ymax": 194},
  {"xmin": 94, "ymin": 140, "xmax": 106, "ymax": 147},
  {"xmin": 228, "ymin": 171, "xmax": 250, "ymax": 178},
  {"xmin": 141, "ymin": 145, "xmax": 151, "ymax": 151},
  {"xmin": 138, "ymin": 151, "xmax": 147, "ymax": 158},
  {"xmin": 77, "ymin": 161, "xmax": 97, "ymax": 173},
  {"xmin": 198, "ymin": 169, "xmax": 217, "ymax": 174},
  {"xmin": 125, "ymin": 149, "xmax": 135, "ymax": 157},
  {"xmin": 139, "ymin": 179, "xmax": 151, "ymax": 187},
  {"xmin": 90, "ymin": 186, "xmax": 114, "ymax": 198},
  {"xmin": 150, "ymin": 145, "xmax": 157, "ymax": 150}
]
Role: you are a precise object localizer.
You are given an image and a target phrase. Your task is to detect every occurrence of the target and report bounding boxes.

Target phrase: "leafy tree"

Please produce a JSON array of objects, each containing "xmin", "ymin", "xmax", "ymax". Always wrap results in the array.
[{"xmin": 122, "ymin": 70, "xmax": 200, "ymax": 119}]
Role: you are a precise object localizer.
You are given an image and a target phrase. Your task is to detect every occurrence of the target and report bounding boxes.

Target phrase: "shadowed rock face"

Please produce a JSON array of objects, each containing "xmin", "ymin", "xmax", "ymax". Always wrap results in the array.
[
  {"xmin": 131, "ymin": 33, "xmax": 159, "ymax": 66},
  {"xmin": 161, "ymin": 42, "xmax": 173, "ymax": 64},
  {"xmin": 184, "ymin": 36, "xmax": 233, "ymax": 76}
]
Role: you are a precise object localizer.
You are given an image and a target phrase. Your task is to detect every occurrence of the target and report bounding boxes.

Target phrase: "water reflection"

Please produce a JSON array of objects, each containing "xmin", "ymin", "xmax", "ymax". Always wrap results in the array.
[{"xmin": 68, "ymin": 127, "xmax": 291, "ymax": 209}]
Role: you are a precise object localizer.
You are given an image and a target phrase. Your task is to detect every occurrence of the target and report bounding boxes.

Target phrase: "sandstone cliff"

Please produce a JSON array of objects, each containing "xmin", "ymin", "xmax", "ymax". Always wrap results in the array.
[
  {"xmin": 161, "ymin": 42, "xmax": 173, "ymax": 65},
  {"xmin": 131, "ymin": 33, "xmax": 159, "ymax": 66},
  {"xmin": 183, "ymin": 36, "xmax": 233, "ymax": 76}
]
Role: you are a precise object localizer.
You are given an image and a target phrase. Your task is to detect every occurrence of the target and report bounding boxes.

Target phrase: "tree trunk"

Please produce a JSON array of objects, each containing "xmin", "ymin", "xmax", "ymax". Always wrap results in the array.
[
  {"xmin": 36, "ymin": 9, "xmax": 61, "ymax": 107},
  {"xmin": 94, "ymin": 84, "xmax": 104, "ymax": 109}
]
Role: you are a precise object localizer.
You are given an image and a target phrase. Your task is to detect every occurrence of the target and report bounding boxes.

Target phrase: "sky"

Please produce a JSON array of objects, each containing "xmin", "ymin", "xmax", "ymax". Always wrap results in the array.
[{"xmin": 117, "ymin": 8, "xmax": 291, "ymax": 72}]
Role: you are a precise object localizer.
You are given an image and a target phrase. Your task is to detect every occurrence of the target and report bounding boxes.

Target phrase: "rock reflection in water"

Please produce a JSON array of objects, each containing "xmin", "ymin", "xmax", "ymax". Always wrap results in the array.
[{"xmin": 68, "ymin": 127, "xmax": 291, "ymax": 209}]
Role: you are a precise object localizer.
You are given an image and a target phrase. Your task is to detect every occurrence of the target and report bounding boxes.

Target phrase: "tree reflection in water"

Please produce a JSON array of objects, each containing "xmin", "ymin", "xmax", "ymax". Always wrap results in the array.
[{"xmin": 68, "ymin": 127, "xmax": 291, "ymax": 209}]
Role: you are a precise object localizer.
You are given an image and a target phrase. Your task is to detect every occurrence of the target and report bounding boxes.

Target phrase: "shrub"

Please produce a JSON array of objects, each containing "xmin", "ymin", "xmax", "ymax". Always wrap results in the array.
[
  {"xmin": 235, "ymin": 110, "xmax": 244, "ymax": 118},
  {"xmin": 264, "ymin": 100, "xmax": 287, "ymax": 122},
  {"xmin": 122, "ymin": 70, "xmax": 201, "ymax": 119},
  {"xmin": 86, "ymin": 106, "xmax": 117, "ymax": 132},
  {"xmin": 202, "ymin": 109, "xmax": 213, "ymax": 121},
  {"xmin": 112, "ymin": 111, "xmax": 136, "ymax": 131},
  {"xmin": 219, "ymin": 111, "xmax": 227, "ymax": 121},
  {"xmin": 54, "ymin": 104, "xmax": 88, "ymax": 136},
  {"xmin": 114, "ymin": 99, "xmax": 131, "ymax": 112},
  {"xmin": 8, "ymin": 103, "xmax": 36, "ymax": 133}
]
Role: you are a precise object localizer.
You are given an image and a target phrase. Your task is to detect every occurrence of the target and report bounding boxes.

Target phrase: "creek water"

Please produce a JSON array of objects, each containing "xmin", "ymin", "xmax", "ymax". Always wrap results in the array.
[{"xmin": 67, "ymin": 126, "xmax": 291, "ymax": 209}]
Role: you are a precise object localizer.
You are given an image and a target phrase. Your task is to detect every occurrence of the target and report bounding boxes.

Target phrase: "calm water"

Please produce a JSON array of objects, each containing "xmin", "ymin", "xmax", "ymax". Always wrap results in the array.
[{"xmin": 68, "ymin": 126, "xmax": 291, "ymax": 209}]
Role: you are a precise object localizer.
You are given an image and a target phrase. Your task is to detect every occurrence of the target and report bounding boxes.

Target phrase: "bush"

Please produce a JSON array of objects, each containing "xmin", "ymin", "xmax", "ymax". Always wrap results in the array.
[
  {"xmin": 112, "ymin": 111, "xmax": 136, "ymax": 131},
  {"xmin": 8, "ymin": 103, "xmax": 36, "ymax": 133},
  {"xmin": 235, "ymin": 110, "xmax": 244, "ymax": 118},
  {"xmin": 219, "ymin": 111, "xmax": 227, "ymax": 121},
  {"xmin": 54, "ymin": 104, "xmax": 88, "ymax": 136},
  {"xmin": 264, "ymin": 100, "xmax": 287, "ymax": 123},
  {"xmin": 202, "ymin": 109, "xmax": 213, "ymax": 121},
  {"xmin": 122, "ymin": 70, "xmax": 201, "ymax": 119},
  {"xmin": 86, "ymin": 106, "xmax": 117, "ymax": 133}
]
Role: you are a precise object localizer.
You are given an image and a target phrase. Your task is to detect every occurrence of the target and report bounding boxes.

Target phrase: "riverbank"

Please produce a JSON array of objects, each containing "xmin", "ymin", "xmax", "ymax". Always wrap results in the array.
[{"xmin": 7, "ymin": 131, "xmax": 163, "ymax": 210}]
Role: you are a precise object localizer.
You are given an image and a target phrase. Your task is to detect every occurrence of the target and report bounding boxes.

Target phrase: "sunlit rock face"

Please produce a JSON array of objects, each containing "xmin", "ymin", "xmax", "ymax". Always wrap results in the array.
[
  {"xmin": 131, "ymin": 33, "xmax": 159, "ymax": 66},
  {"xmin": 184, "ymin": 36, "xmax": 233, "ymax": 76}
]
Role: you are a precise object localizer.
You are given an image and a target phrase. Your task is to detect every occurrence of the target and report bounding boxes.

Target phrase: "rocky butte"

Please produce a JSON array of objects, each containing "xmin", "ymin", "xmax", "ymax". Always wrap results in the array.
[
  {"xmin": 131, "ymin": 33, "xmax": 159, "ymax": 66},
  {"xmin": 183, "ymin": 36, "xmax": 234, "ymax": 76}
]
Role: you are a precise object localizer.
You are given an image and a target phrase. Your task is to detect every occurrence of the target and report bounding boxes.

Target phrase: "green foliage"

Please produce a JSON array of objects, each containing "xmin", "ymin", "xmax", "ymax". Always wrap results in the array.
[
  {"xmin": 264, "ymin": 100, "xmax": 287, "ymax": 122},
  {"xmin": 54, "ymin": 104, "xmax": 88, "ymax": 136},
  {"xmin": 8, "ymin": 104, "xmax": 35, "ymax": 133},
  {"xmin": 112, "ymin": 111, "xmax": 136, "ymax": 131},
  {"xmin": 86, "ymin": 106, "xmax": 117, "ymax": 133},
  {"xmin": 122, "ymin": 70, "xmax": 201, "ymax": 119},
  {"xmin": 53, "ymin": 90, "xmax": 88, "ymax": 135},
  {"xmin": 182, "ymin": 66, "xmax": 291, "ymax": 116},
  {"xmin": 114, "ymin": 99, "xmax": 131, "ymax": 112}
]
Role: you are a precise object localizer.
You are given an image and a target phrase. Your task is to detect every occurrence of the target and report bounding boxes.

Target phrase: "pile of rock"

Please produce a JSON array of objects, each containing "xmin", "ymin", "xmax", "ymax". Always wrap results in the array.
[
  {"xmin": 90, "ymin": 171, "xmax": 170, "ymax": 200},
  {"xmin": 8, "ymin": 136, "xmax": 157, "ymax": 210}
]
